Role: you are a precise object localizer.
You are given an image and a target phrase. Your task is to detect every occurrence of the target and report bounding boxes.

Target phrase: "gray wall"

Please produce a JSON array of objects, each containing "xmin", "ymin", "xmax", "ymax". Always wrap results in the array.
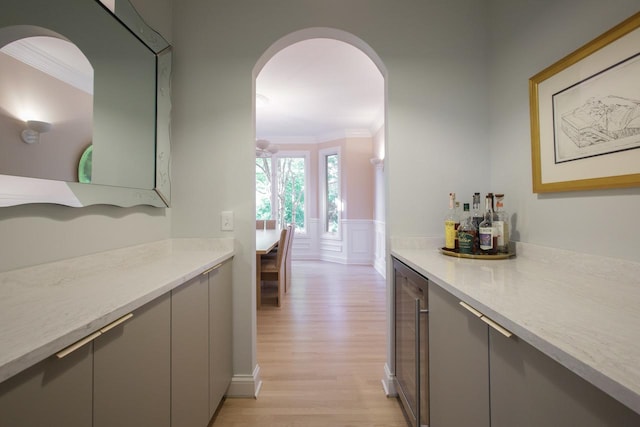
[
  {"xmin": 170, "ymin": 0, "xmax": 491, "ymax": 386},
  {"xmin": 487, "ymin": 0, "xmax": 640, "ymax": 262}
]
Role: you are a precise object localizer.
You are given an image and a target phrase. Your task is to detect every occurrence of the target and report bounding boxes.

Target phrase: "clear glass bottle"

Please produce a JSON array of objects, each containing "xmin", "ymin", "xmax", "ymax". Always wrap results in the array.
[
  {"xmin": 444, "ymin": 192, "xmax": 460, "ymax": 250},
  {"xmin": 478, "ymin": 195, "xmax": 497, "ymax": 255},
  {"xmin": 471, "ymin": 193, "xmax": 482, "ymax": 230},
  {"xmin": 458, "ymin": 203, "xmax": 476, "ymax": 255},
  {"xmin": 494, "ymin": 193, "xmax": 510, "ymax": 253}
]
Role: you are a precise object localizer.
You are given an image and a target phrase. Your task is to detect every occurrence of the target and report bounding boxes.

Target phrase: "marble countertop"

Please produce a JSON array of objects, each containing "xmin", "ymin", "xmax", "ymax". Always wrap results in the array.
[
  {"xmin": 0, "ymin": 238, "xmax": 234, "ymax": 384},
  {"xmin": 391, "ymin": 238, "xmax": 640, "ymax": 415}
]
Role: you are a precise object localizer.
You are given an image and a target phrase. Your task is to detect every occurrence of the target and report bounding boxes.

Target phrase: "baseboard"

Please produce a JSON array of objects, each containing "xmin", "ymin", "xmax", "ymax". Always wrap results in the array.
[
  {"xmin": 381, "ymin": 362, "xmax": 397, "ymax": 397},
  {"xmin": 226, "ymin": 364, "xmax": 263, "ymax": 398},
  {"xmin": 374, "ymin": 256, "xmax": 386, "ymax": 278}
]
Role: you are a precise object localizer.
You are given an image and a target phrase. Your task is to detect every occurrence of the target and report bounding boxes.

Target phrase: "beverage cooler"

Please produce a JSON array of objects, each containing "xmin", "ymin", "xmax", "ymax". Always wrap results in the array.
[{"xmin": 393, "ymin": 258, "xmax": 429, "ymax": 427}]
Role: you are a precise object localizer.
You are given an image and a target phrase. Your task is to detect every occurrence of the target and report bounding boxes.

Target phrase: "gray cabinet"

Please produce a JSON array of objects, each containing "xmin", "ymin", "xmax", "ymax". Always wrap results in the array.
[
  {"xmin": 0, "ymin": 258, "xmax": 233, "ymax": 427},
  {"xmin": 428, "ymin": 281, "xmax": 640, "ymax": 426},
  {"xmin": 172, "ymin": 273, "xmax": 211, "ymax": 427},
  {"xmin": 490, "ymin": 326, "xmax": 640, "ymax": 427},
  {"xmin": 428, "ymin": 283, "xmax": 489, "ymax": 427},
  {"xmin": 172, "ymin": 259, "xmax": 233, "ymax": 427},
  {"xmin": 0, "ymin": 343, "xmax": 93, "ymax": 427},
  {"xmin": 209, "ymin": 260, "xmax": 233, "ymax": 416},
  {"xmin": 93, "ymin": 293, "xmax": 171, "ymax": 427}
]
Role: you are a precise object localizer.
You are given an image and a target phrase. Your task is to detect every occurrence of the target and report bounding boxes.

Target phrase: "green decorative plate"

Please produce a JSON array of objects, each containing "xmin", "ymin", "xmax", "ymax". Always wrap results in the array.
[{"xmin": 78, "ymin": 144, "xmax": 92, "ymax": 183}]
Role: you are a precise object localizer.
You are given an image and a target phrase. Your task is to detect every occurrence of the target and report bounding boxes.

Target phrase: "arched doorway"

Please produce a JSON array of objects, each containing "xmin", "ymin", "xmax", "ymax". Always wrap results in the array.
[
  {"xmin": 253, "ymin": 28, "xmax": 387, "ymax": 267},
  {"xmin": 252, "ymin": 26, "xmax": 389, "ymax": 390}
]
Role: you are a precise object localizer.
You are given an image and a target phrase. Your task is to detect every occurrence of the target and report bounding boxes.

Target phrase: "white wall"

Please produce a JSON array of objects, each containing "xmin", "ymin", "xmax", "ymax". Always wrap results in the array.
[
  {"xmin": 170, "ymin": 0, "xmax": 491, "ymax": 393},
  {"xmin": 487, "ymin": 0, "xmax": 640, "ymax": 262},
  {"xmin": 0, "ymin": 0, "xmax": 172, "ymax": 273}
]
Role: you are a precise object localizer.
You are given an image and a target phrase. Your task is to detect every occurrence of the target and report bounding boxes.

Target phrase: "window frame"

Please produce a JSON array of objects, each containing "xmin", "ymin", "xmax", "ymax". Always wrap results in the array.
[
  {"xmin": 272, "ymin": 150, "xmax": 310, "ymax": 234},
  {"xmin": 255, "ymin": 156, "xmax": 274, "ymax": 222},
  {"xmin": 319, "ymin": 146, "xmax": 342, "ymax": 239}
]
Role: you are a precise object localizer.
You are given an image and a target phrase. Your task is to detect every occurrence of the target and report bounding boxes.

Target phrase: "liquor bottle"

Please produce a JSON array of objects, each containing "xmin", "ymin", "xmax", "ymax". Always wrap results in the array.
[
  {"xmin": 471, "ymin": 193, "xmax": 482, "ymax": 252},
  {"xmin": 487, "ymin": 192, "xmax": 498, "ymax": 220},
  {"xmin": 454, "ymin": 201, "xmax": 460, "ymax": 250},
  {"xmin": 444, "ymin": 193, "xmax": 460, "ymax": 250},
  {"xmin": 458, "ymin": 203, "xmax": 477, "ymax": 255},
  {"xmin": 471, "ymin": 193, "xmax": 483, "ymax": 230},
  {"xmin": 478, "ymin": 195, "xmax": 497, "ymax": 255},
  {"xmin": 494, "ymin": 193, "xmax": 510, "ymax": 253},
  {"xmin": 486, "ymin": 192, "xmax": 501, "ymax": 246}
]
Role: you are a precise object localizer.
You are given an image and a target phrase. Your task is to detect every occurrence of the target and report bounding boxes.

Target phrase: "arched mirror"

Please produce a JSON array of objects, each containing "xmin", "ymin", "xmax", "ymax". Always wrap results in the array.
[{"xmin": 0, "ymin": 0, "xmax": 171, "ymax": 207}]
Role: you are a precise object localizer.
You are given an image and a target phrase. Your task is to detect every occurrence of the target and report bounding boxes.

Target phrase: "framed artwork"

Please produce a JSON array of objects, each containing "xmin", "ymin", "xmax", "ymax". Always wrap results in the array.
[{"xmin": 529, "ymin": 12, "xmax": 640, "ymax": 193}]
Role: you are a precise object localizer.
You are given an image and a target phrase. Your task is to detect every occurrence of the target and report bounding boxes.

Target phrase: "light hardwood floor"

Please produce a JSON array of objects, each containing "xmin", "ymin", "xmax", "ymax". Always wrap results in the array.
[{"xmin": 211, "ymin": 260, "xmax": 408, "ymax": 427}]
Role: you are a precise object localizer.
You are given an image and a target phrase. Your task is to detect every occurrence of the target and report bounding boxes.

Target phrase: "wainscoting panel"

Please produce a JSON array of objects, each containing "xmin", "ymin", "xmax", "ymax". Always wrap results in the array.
[
  {"xmin": 374, "ymin": 220, "xmax": 386, "ymax": 278},
  {"xmin": 291, "ymin": 218, "xmax": 385, "ymax": 269}
]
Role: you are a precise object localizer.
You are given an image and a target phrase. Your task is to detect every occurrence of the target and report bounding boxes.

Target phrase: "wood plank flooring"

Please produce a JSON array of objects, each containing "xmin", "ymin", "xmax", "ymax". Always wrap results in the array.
[{"xmin": 211, "ymin": 260, "xmax": 408, "ymax": 427}]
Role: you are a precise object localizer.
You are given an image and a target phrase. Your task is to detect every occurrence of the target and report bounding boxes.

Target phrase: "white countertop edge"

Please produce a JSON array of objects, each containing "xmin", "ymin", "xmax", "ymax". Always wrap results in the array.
[
  {"xmin": 0, "ymin": 238, "xmax": 234, "ymax": 384},
  {"xmin": 391, "ymin": 241, "xmax": 640, "ymax": 415}
]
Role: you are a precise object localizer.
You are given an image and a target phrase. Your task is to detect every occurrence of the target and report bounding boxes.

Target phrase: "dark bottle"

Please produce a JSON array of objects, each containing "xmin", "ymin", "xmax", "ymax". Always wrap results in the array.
[{"xmin": 458, "ymin": 203, "xmax": 477, "ymax": 255}]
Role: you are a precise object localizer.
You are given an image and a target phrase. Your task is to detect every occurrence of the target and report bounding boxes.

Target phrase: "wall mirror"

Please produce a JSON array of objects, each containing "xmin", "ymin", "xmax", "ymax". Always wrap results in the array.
[{"xmin": 0, "ymin": 0, "xmax": 171, "ymax": 207}]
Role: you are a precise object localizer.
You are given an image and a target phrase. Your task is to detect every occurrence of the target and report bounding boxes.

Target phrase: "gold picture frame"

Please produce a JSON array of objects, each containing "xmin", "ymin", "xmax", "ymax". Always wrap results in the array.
[{"xmin": 529, "ymin": 12, "xmax": 640, "ymax": 193}]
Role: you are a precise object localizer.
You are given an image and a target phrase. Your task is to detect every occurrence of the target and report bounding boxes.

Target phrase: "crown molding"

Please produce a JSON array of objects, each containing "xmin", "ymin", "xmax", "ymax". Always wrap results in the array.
[
  {"xmin": 2, "ymin": 39, "xmax": 93, "ymax": 94},
  {"xmin": 259, "ymin": 128, "xmax": 378, "ymax": 146}
]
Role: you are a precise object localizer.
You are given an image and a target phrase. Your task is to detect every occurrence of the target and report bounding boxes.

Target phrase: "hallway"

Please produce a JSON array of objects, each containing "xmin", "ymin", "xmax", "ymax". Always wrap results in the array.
[{"xmin": 211, "ymin": 261, "xmax": 407, "ymax": 426}]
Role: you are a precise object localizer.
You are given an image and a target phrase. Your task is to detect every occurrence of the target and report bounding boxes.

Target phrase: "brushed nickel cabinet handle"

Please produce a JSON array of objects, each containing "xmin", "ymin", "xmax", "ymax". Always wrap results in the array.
[
  {"xmin": 56, "ymin": 331, "xmax": 102, "ymax": 359},
  {"xmin": 99, "ymin": 313, "xmax": 134, "ymax": 334},
  {"xmin": 459, "ymin": 301, "xmax": 483, "ymax": 318},
  {"xmin": 415, "ymin": 298, "xmax": 421, "ymax": 427},
  {"xmin": 202, "ymin": 262, "xmax": 224, "ymax": 276},
  {"xmin": 414, "ymin": 298, "xmax": 428, "ymax": 427},
  {"xmin": 481, "ymin": 316, "xmax": 513, "ymax": 338}
]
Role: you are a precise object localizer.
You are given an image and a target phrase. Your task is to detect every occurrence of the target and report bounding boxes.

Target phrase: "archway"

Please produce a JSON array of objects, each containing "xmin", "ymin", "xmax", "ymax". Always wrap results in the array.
[{"xmin": 252, "ymin": 26, "xmax": 389, "ymax": 392}]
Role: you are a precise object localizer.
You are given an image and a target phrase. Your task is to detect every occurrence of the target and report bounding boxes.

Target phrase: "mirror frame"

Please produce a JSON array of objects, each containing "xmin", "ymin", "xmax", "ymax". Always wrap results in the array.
[{"xmin": 0, "ymin": 0, "xmax": 171, "ymax": 208}]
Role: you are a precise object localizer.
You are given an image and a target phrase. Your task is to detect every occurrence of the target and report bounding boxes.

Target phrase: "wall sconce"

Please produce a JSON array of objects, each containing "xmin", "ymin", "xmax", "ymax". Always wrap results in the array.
[
  {"xmin": 370, "ymin": 157, "xmax": 384, "ymax": 168},
  {"xmin": 256, "ymin": 139, "xmax": 279, "ymax": 158},
  {"xmin": 21, "ymin": 120, "xmax": 52, "ymax": 144}
]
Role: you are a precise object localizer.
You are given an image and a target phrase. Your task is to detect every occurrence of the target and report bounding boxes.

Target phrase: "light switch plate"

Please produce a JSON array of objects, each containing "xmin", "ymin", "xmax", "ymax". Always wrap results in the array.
[{"xmin": 221, "ymin": 211, "xmax": 234, "ymax": 231}]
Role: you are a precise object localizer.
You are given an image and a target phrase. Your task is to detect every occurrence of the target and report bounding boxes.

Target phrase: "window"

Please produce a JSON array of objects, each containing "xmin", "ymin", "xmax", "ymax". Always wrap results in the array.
[
  {"xmin": 277, "ymin": 156, "xmax": 306, "ymax": 231},
  {"xmin": 255, "ymin": 157, "xmax": 272, "ymax": 220},
  {"xmin": 319, "ymin": 147, "xmax": 340, "ymax": 235},
  {"xmin": 325, "ymin": 153, "xmax": 340, "ymax": 233},
  {"xmin": 256, "ymin": 153, "xmax": 308, "ymax": 232}
]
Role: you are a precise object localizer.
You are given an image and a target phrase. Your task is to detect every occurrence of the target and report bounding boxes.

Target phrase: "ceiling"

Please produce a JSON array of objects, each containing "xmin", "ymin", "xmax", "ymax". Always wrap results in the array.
[
  {"xmin": 255, "ymin": 38, "xmax": 384, "ymax": 145},
  {"xmin": 3, "ymin": 36, "xmax": 385, "ymax": 145}
]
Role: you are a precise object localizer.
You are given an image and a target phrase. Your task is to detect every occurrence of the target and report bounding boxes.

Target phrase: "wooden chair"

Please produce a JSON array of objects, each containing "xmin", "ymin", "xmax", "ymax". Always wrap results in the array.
[
  {"xmin": 264, "ymin": 219, "xmax": 276, "ymax": 229},
  {"xmin": 256, "ymin": 219, "xmax": 265, "ymax": 229},
  {"xmin": 284, "ymin": 224, "xmax": 294, "ymax": 293},
  {"xmin": 260, "ymin": 225, "xmax": 291, "ymax": 307}
]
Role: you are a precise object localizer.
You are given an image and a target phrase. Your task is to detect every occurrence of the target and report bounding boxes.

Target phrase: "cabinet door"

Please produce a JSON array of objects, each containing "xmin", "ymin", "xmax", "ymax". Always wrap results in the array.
[
  {"xmin": 489, "ymin": 327, "xmax": 640, "ymax": 427},
  {"xmin": 209, "ymin": 261, "xmax": 233, "ymax": 416},
  {"xmin": 172, "ymin": 273, "xmax": 210, "ymax": 427},
  {"xmin": 93, "ymin": 293, "xmax": 171, "ymax": 427},
  {"xmin": 428, "ymin": 284, "xmax": 490, "ymax": 427},
  {"xmin": 0, "ymin": 343, "xmax": 92, "ymax": 427}
]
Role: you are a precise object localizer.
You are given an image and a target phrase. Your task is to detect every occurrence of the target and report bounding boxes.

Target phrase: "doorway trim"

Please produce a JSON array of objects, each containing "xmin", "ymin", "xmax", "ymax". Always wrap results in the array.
[{"xmin": 250, "ymin": 27, "xmax": 392, "ymax": 399}]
